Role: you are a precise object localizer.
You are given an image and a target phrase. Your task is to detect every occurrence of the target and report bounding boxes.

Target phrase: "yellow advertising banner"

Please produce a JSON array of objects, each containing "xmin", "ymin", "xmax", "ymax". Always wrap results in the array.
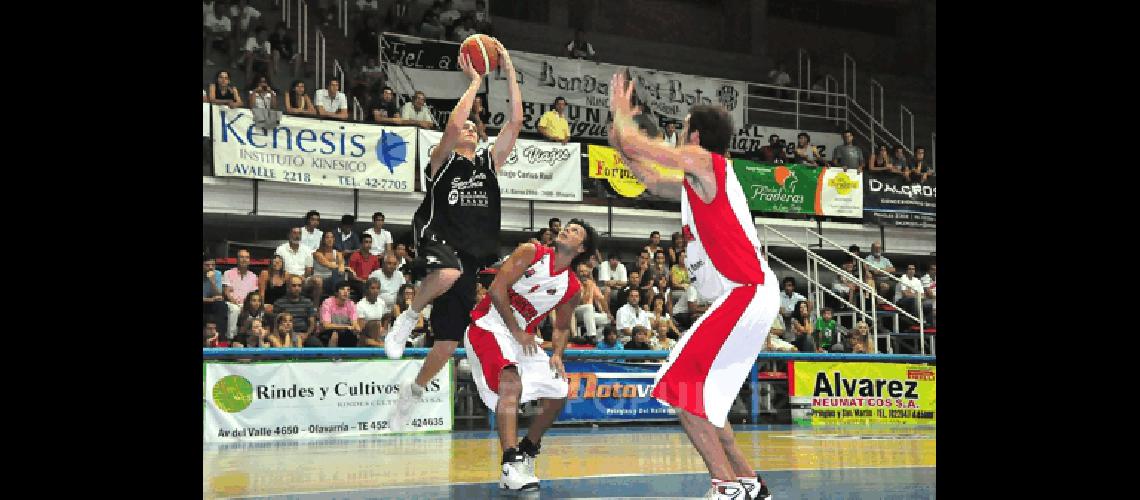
[
  {"xmin": 586, "ymin": 144, "xmax": 682, "ymax": 198},
  {"xmin": 789, "ymin": 362, "xmax": 936, "ymax": 425}
]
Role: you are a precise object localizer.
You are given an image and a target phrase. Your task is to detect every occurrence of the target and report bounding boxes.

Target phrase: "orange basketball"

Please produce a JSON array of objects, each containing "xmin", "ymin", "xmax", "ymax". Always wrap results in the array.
[{"xmin": 459, "ymin": 34, "xmax": 500, "ymax": 75}]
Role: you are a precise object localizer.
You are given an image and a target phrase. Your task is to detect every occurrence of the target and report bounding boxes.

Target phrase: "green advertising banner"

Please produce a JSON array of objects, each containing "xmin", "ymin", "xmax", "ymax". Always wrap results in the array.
[{"xmin": 733, "ymin": 161, "xmax": 820, "ymax": 214}]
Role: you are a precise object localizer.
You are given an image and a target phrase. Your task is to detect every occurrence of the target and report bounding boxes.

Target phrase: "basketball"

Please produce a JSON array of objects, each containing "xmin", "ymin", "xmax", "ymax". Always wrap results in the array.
[{"xmin": 460, "ymin": 34, "xmax": 500, "ymax": 75}]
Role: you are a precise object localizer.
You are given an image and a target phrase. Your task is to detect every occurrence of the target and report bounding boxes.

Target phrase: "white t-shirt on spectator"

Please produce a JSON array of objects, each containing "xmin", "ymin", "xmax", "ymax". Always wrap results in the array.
[
  {"xmin": 597, "ymin": 262, "xmax": 628, "ymax": 286},
  {"xmin": 364, "ymin": 228, "xmax": 393, "ymax": 256},
  {"xmin": 368, "ymin": 269, "xmax": 406, "ymax": 307},
  {"xmin": 300, "ymin": 227, "xmax": 323, "ymax": 252},
  {"xmin": 895, "ymin": 275, "xmax": 925, "ymax": 301},
  {"xmin": 356, "ymin": 296, "xmax": 388, "ymax": 321},
  {"xmin": 315, "ymin": 89, "xmax": 348, "ymax": 113},
  {"xmin": 276, "ymin": 242, "xmax": 315, "ymax": 276},
  {"xmin": 779, "ymin": 291, "xmax": 806, "ymax": 315},
  {"xmin": 243, "ymin": 37, "xmax": 271, "ymax": 54},
  {"xmin": 615, "ymin": 303, "xmax": 652, "ymax": 334},
  {"xmin": 230, "ymin": 5, "xmax": 261, "ymax": 31},
  {"xmin": 401, "ymin": 102, "xmax": 436, "ymax": 125},
  {"xmin": 356, "ymin": 0, "xmax": 379, "ymax": 10},
  {"xmin": 204, "ymin": 12, "xmax": 232, "ymax": 34}
]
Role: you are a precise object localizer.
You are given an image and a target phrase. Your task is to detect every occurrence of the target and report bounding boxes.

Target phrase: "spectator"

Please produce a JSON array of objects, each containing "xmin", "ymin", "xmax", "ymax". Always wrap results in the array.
[
  {"xmin": 312, "ymin": 230, "xmax": 346, "ymax": 302},
  {"xmin": 276, "ymin": 227, "xmax": 320, "ymax": 300},
  {"xmin": 240, "ymin": 26, "xmax": 275, "ymax": 80},
  {"xmin": 868, "ymin": 144, "xmax": 900, "ymax": 174},
  {"xmin": 285, "ymin": 80, "xmax": 316, "ymax": 116},
  {"xmin": 259, "ymin": 254, "xmax": 289, "ymax": 311},
  {"xmin": 645, "ymin": 274, "xmax": 673, "ymax": 314},
  {"xmin": 418, "ymin": 11, "xmax": 445, "ymax": 40},
  {"xmin": 269, "ymin": 21, "xmax": 301, "ymax": 79},
  {"xmin": 235, "ymin": 292, "xmax": 271, "ymax": 347},
  {"xmin": 320, "ymin": 281, "xmax": 361, "ymax": 347},
  {"xmin": 359, "ymin": 312, "xmax": 393, "ymax": 348},
  {"xmin": 299, "ymin": 210, "xmax": 323, "ymax": 250},
  {"xmin": 537, "ymin": 228, "xmax": 554, "ymax": 247},
  {"xmin": 848, "ymin": 321, "xmax": 870, "ymax": 353},
  {"xmin": 203, "ymin": 254, "xmax": 229, "ymax": 339},
  {"xmin": 625, "ymin": 326, "xmax": 653, "ymax": 350},
  {"xmin": 538, "ymin": 97, "xmax": 570, "ymax": 144},
  {"xmin": 239, "ymin": 317, "xmax": 271, "ymax": 348},
  {"xmin": 368, "ymin": 87, "xmax": 403, "ymax": 125},
  {"xmin": 685, "ymin": 280, "xmax": 712, "ymax": 324},
  {"xmin": 789, "ymin": 300, "xmax": 817, "ymax": 353},
  {"xmin": 669, "ymin": 250, "xmax": 689, "ymax": 304},
  {"xmin": 865, "ymin": 241, "xmax": 896, "ymax": 283},
  {"xmin": 392, "ymin": 283, "xmax": 430, "ymax": 341},
  {"xmin": 832, "ymin": 130, "xmax": 865, "ymax": 172},
  {"xmin": 400, "ymin": 91, "xmax": 437, "ymax": 129},
  {"xmin": 831, "ymin": 258, "xmax": 859, "ymax": 310},
  {"xmin": 662, "ymin": 121, "xmax": 678, "ymax": 147},
  {"xmin": 229, "ymin": 0, "xmax": 261, "ymax": 44},
  {"xmin": 385, "ymin": 0, "xmax": 414, "ymax": 34},
  {"xmin": 650, "ymin": 250, "xmax": 669, "ymax": 284},
  {"xmin": 648, "ymin": 296, "xmax": 681, "ymax": 340},
  {"xmin": 910, "ymin": 146, "xmax": 933, "ymax": 183},
  {"xmin": 355, "ymin": 278, "xmax": 389, "ymax": 344},
  {"xmin": 393, "ymin": 242, "xmax": 411, "ymax": 271},
  {"xmin": 439, "ymin": 0, "xmax": 462, "ymax": 26},
  {"xmin": 470, "ymin": 94, "xmax": 490, "ymax": 142},
  {"xmin": 346, "ymin": 233, "xmax": 382, "ymax": 296},
  {"xmin": 632, "ymin": 250, "xmax": 653, "ymax": 287},
  {"xmin": 565, "ymin": 29, "xmax": 596, "ymax": 60},
  {"xmin": 779, "ymin": 277, "xmax": 806, "ymax": 323},
  {"xmin": 596, "ymin": 327, "xmax": 623, "ymax": 350},
  {"xmin": 794, "ymin": 132, "xmax": 823, "ymax": 166},
  {"xmin": 203, "ymin": 2, "xmax": 234, "ymax": 66},
  {"xmin": 651, "ymin": 322, "xmax": 678, "ymax": 350},
  {"xmin": 316, "ymin": 0, "xmax": 338, "ymax": 26},
  {"xmin": 267, "ymin": 312, "xmax": 296, "ymax": 348},
  {"xmin": 222, "ymin": 248, "xmax": 260, "ymax": 337},
  {"xmin": 768, "ymin": 63, "xmax": 792, "ymax": 99},
  {"xmin": 597, "ymin": 252, "xmax": 628, "ymax": 304},
  {"xmin": 573, "ymin": 263, "xmax": 612, "ymax": 341},
  {"xmin": 615, "ymin": 288, "xmax": 653, "ymax": 341},
  {"xmin": 920, "ymin": 262, "xmax": 936, "ymax": 314},
  {"xmin": 334, "ymin": 215, "xmax": 361, "ymax": 257},
  {"xmin": 454, "ymin": 14, "xmax": 478, "ymax": 41},
  {"xmin": 315, "ymin": 78, "xmax": 349, "ymax": 120},
  {"xmin": 894, "ymin": 264, "xmax": 934, "ymax": 328},
  {"xmin": 247, "ymin": 74, "xmax": 278, "ymax": 111},
  {"xmin": 207, "ymin": 70, "xmax": 243, "ymax": 108},
  {"xmin": 892, "ymin": 145, "xmax": 914, "ymax": 172},
  {"xmin": 368, "ymin": 253, "xmax": 406, "ymax": 307},
  {"xmin": 548, "ymin": 217, "xmax": 562, "ymax": 237},
  {"xmin": 670, "ymin": 277, "xmax": 692, "ymax": 330},
  {"xmin": 666, "ymin": 232, "xmax": 684, "ymax": 266},
  {"xmin": 642, "ymin": 231, "xmax": 662, "ymax": 258},
  {"xmin": 273, "ymin": 275, "xmax": 321, "ymax": 347},
  {"xmin": 813, "ymin": 307, "xmax": 843, "ymax": 353},
  {"xmin": 759, "ymin": 134, "xmax": 789, "ymax": 163},
  {"xmin": 472, "ymin": 0, "xmax": 492, "ymax": 33},
  {"xmin": 363, "ymin": 211, "xmax": 395, "ymax": 257}
]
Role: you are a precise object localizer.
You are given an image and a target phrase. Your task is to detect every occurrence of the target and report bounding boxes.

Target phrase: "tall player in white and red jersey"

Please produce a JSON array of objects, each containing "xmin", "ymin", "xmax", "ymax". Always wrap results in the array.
[
  {"xmin": 465, "ymin": 218, "xmax": 597, "ymax": 491},
  {"xmin": 607, "ymin": 72, "xmax": 777, "ymax": 500}
]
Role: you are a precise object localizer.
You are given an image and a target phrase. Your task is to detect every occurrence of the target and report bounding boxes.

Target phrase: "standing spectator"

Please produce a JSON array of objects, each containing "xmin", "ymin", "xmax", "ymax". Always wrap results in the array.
[
  {"xmin": 269, "ymin": 22, "xmax": 301, "ymax": 80},
  {"xmin": 363, "ymin": 211, "xmax": 395, "ymax": 257},
  {"xmin": 793, "ymin": 132, "xmax": 822, "ymax": 166},
  {"xmin": 894, "ymin": 264, "xmax": 934, "ymax": 328},
  {"xmin": 284, "ymin": 80, "xmax": 316, "ymax": 116},
  {"xmin": 207, "ymin": 70, "xmax": 243, "ymax": 108},
  {"xmin": 789, "ymin": 300, "xmax": 817, "ymax": 353},
  {"xmin": 418, "ymin": 11, "xmax": 445, "ymax": 40},
  {"xmin": 267, "ymin": 312, "xmax": 296, "ymax": 348},
  {"xmin": 368, "ymin": 87, "xmax": 403, "ymax": 125},
  {"xmin": 276, "ymin": 227, "xmax": 320, "ymax": 297},
  {"xmin": 368, "ymin": 253, "xmax": 406, "ymax": 307},
  {"xmin": 565, "ymin": 29, "xmax": 596, "ymax": 60},
  {"xmin": 315, "ymin": 78, "xmax": 349, "ymax": 120},
  {"xmin": 596, "ymin": 327, "xmax": 623, "ymax": 350},
  {"xmin": 385, "ymin": 0, "xmax": 414, "ymax": 34},
  {"xmin": 662, "ymin": 122, "xmax": 678, "ymax": 147},
  {"xmin": 573, "ymin": 263, "xmax": 612, "ymax": 341},
  {"xmin": 400, "ymin": 91, "xmax": 437, "ymax": 129},
  {"xmin": 320, "ymin": 282, "xmax": 361, "ymax": 347},
  {"xmin": 538, "ymin": 97, "xmax": 570, "ymax": 144},
  {"xmin": 625, "ymin": 326, "xmax": 653, "ymax": 350},
  {"xmin": 312, "ymin": 230, "xmax": 346, "ymax": 302},
  {"xmin": 355, "ymin": 278, "xmax": 389, "ymax": 344},
  {"xmin": 240, "ymin": 26, "xmax": 274, "ymax": 80},
  {"xmin": 273, "ymin": 275, "xmax": 321, "ymax": 347},
  {"xmin": 259, "ymin": 254, "xmax": 289, "ymax": 311},
  {"xmin": 910, "ymin": 146, "xmax": 933, "ymax": 183},
  {"xmin": 813, "ymin": 307, "xmax": 842, "ymax": 352},
  {"xmin": 346, "ymin": 233, "xmax": 382, "ymax": 296},
  {"xmin": 768, "ymin": 63, "xmax": 792, "ymax": 99},
  {"xmin": 203, "ymin": 2, "xmax": 234, "ymax": 66},
  {"xmin": 759, "ymin": 134, "xmax": 788, "ymax": 163},
  {"xmin": 868, "ymin": 144, "xmax": 895, "ymax": 173},
  {"xmin": 203, "ymin": 254, "xmax": 229, "ymax": 339},
  {"xmin": 334, "ymin": 215, "xmax": 361, "ymax": 258},
  {"xmin": 299, "ymin": 210, "xmax": 323, "ymax": 251},
  {"xmin": 615, "ymin": 289, "xmax": 653, "ymax": 341},
  {"xmin": 832, "ymin": 130, "xmax": 865, "ymax": 172},
  {"xmin": 222, "ymin": 248, "xmax": 260, "ymax": 337},
  {"xmin": 779, "ymin": 277, "xmax": 806, "ymax": 323}
]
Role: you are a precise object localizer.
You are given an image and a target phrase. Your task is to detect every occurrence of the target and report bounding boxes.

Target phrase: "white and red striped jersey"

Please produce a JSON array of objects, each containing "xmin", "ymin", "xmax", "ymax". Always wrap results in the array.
[
  {"xmin": 471, "ymin": 245, "xmax": 581, "ymax": 334},
  {"xmin": 680, "ymin": 153, "xmax": 768, "ymax": 299}
]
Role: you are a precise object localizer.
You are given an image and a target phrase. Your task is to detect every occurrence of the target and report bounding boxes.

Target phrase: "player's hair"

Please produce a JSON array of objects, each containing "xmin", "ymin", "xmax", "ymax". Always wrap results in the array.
[
  {"xmin": 686, "ymin": 105, "xmax": 732, "ymax": 155},
  {"xmin": 567, "ymin": 218, "xmax": 598, "ymax": 268}
]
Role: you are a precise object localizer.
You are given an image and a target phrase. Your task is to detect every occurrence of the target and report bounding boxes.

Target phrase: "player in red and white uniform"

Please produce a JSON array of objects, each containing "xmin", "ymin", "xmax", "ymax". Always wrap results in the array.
[
  {"xmin": 465, "ymin": 218, "xmax": 598, "ymax": 491},
  {"xmin": 608, "ymin": 72, "xmax": 776, "ymax": 500}
]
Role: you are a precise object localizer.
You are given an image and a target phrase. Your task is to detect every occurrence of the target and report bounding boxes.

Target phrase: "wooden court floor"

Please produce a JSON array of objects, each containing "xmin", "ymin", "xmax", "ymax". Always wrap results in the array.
[{"xmin": 204, "ymin": 424, "xmax": 936, "ymax": 499}]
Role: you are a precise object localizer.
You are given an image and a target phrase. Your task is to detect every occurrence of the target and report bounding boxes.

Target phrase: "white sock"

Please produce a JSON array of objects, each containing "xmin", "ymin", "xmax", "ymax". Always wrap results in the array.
[
  {"xmin": 739, "ymin": 476, "xmax": 759, "ymax": 488},
  {"xmin": 409, "ymin": 382, "xmax": 425, "ymax": 396}
]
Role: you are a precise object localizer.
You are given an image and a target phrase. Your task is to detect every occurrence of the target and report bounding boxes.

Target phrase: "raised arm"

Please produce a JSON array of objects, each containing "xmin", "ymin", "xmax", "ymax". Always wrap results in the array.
[
  {"xmin": 428, "ymin": 53, "xmax": 482, "ymax": 178},
  {"xmin": 490, "ymin": 39, "xmax": 522, "ymax": 172}
]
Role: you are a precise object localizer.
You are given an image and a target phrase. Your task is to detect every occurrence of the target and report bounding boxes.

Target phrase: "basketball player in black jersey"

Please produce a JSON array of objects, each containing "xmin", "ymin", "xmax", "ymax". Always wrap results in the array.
[{"xmin": 386, "ymin": 38, "xmax": 525, "ymax": 431}]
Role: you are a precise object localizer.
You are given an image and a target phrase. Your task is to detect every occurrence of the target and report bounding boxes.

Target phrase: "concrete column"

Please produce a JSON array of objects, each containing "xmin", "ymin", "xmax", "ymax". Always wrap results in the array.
[{"xmin": 751, "ymin": 0, "xmax": 769, "ymax": 62}]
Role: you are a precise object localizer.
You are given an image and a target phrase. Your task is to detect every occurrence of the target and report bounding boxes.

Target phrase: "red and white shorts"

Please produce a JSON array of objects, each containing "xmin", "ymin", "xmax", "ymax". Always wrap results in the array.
[
  {"xmin": 651, "ymin": 279, "xmax": 780, "ymax": 427},
  {"xmin": 465, "ymin": 323, "xmax": 569, "ymax": 410}
]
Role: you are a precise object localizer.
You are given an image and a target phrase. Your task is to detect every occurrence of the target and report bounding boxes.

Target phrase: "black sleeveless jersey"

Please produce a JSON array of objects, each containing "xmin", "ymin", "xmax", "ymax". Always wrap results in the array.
[{"xmin": 412, "ymin": 149, "xmax": 502, "ymax": 266}]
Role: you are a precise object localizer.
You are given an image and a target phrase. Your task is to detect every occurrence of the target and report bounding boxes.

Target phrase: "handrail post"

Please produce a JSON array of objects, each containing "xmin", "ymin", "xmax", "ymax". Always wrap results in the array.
[
  {"xmin": 284, "ymin": 0, "xmax": 291, "ymax": 29},
  {"xmin": 301, "ymin": 0, "xmax": 308, "ymax": 63}
]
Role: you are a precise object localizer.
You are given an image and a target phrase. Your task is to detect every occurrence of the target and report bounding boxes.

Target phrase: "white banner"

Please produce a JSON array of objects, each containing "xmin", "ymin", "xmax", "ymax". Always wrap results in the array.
[
  {"xmin": 729, "ymin": 123, "xmax": 843, "ymax": 159},
  {"xmin": 627, "ymin": 67, "xmax": 746, "ymax": 132},
  {"xmin": 417, "ymin": 129, "xmax": 582, "ymax": 201},
  {"xmin": 203, "ymin": 359, "xmax": 452, "ymax": 443},
  {"xmin": 211, "ymin": 104, "xmax": 417, "ymax": 192},
  {"xmin": 819, "ymin": 168, "xmax": 864, "ymax": 217},
  {"xmin": 203, "ymin": 102, "xmax": 211, "ymax": 137}
]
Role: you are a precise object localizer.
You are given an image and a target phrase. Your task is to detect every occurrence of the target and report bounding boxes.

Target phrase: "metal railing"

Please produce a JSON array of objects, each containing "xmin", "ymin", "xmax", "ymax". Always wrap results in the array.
[
  {"xmin": 352, "ymin": 96, "xmax": 363, "ymax": 122},
  {"xmin": 315, "ymin": 29, "xmax": 326, "ymax": 87},
  {"xmin": 299, "ymin": 0, "xmax": 309, "ymax": 62},
  {"xmin": 338, "ymin": 0, "xmax": 348, "ymax": 37}
]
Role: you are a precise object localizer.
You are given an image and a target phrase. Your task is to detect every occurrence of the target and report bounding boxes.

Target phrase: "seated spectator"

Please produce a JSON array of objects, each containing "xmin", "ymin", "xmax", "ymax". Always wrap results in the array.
[
  {"xmin": 597, "ymin": 252, "xmax": 628, "ymax": 305},
  {"xmin": 392, "ymin": 283, "xmax": 431, "ymax": 343},
  {"xmin": 229, "ymin": 0, "xmax": 261, "ymax": 46},
  {"xmin": 400, "ymin": 91, "xmax": 437, "ymax": 129},
  {"xmin": 300, "ymin": 210, "xmax": 324, "ymax": 251},
  {"xmin": 789, "ymin": 300, "xmax": 817, "ymax": 353},
  {"xmin": 832, "ymin": 130, "xmax": 865, "ymax": 172},
  {"xmin": 470, "ymin": 95, "xmax": 491, "ymax": 142},
  {"xmin": 222, "ymin": 248, "xmax": 260, "ymax": 338},
  {"xmin": 203, "ymin": 253, "xmax": 229, "ymax": 340},
  {"xmin": 759, "ymin": 135, "xmax": 789, "ymax": 163},
  {"xmin": 334, "ymin": 215, "xmax": 361, "ymax": 258},
  {"xmin": 682, "ymin": 283, "xmax": 712, "ymax": 330},
  {"xmin": 632, "ymin": 250, "xmax": 652, "ymax": 287},
  {"xmin": 204, "ymin": 320, "xmax": 221, "ymax": 348},
  {"xmin": 355, "ymin": 278, "xmax": 389, "ymax": 345},
  {"xmin": 565, "ymin": 29, "xmax": 596, "ymax": 60},
  {"xmin": 764, "ymin": 323, "xmax": 797, "ymax": 352},
  {"xmin": 666, "ymin": 232, "xmax": 684, "ymax": 266},
  {"xmin": 363, "ymin": 211, "xmax": 394, "ymax": 257},
  {"xmin": 596, "ymin": 327, "xmax": 623, "ymax": 350},
  {"xmin": 276, "ymin": 227, "xmax": 323, "ymax": 301},
  {"xmin": 359, "ymin": 313, "xmax": 393, "ymax": 347},
  {"xmin": 573, "ymin": 263, "xmax": 612, "ymax": 341},
  {"xmin": 649, "ymin": 250, "xmax": 669, "ymax": 286},
  {"xmin": 368, "ymin": 87, "xmax": 403, "ymax": 125},
  {"xmin": 273, "ymin": 275, "xmax": 321, "ymax": 347},
  {"xmin": 315, "ymin": 78, "xmax": 349, "ymax": 120},
  {"xmin": 645, "ymin": 274, "xmax": 673, "ymax": 315},
  {"xmin": 662, "ymin": 121, "xmax": 679, "ymax": 147},
  {"xmin": 847, "ymin": 321, "xmax": 870, "ymax": 353},
  {"xmin": 538, "ymin": 97, "xmax": 570, "ymax": 144},
  {"xmin": 920, "ymin": 262, "xmax": 937, "ymax": 315},
  {"xmin": 615, "ymin": 289, "xmax": 653, "ymax": 342},
  {"xmin": 393, "ymin": 242, "xmax": 411, "ymax": 271},
  {"xmin": 472, "ymin": 0, "xmax": 492, "ymax": 33},
  {"xmin": 767, "ymin": 63, "xmax": 792, "ymax": 99},
  {"xmin": 320, "ymin": 281, "xmax": 361, "ymax": 347},
  {"xmin": 439, "ymin": 0, "xmax": 462, "ymax": 26},
  {"xmin": 648, "ymin": 296, "xmax": 681, "ymax": 340},
  {"xmin": 235, "ymin": 285, "xmax": 271, "ymax": 347},
  {"xmin": 259, "ymin": 254, "xmax": 288, "ymax": 313},
  {"xmin": 269, "ymin": 21, "xmax": 302, "ymax": 80},
  {"xmin": 793, "ymin": 132, "xmax": 823, "ymax": 166},
  {"xmin": 535, "ymin": 228, "xmax": 554, "ymax": 247},
  {"xmin": 418, "ymin": 11, "xmax": 445, "ymax": 40},
  {"xmin": 813, "ymin": 307, "xmax": 843, "ymax": 353},
  {"xmin": 909, "ymin": 146, "xmax": 934, "ymax": 183},
  {"xmin": 240, "ymin": 26, "xmax": 275, "ymax": 80},
  {"xmin": 268, "ymin": 312, "xmax": 296, "ymax": 348},
  {"xmin": 651, "ymin": 322, "xmax": 678, "ymax": 350},
  {"xmin": 869, "ymin": 144, "xmax": 901, "ymax": 174},
  {"xmin": 865, "ymin": 241, "xmax": 897, "ymax": 286},
  {"xmin": 643, "ymin": 231, "xmax": 663, "ymax": 258},
  {"xmin": 385, "ymin": 0, "xmax": 415, "ymax": 34},
  {"xmin": 247, "ymin": 74, "xmax": 278, "ymax": 110},
  {"xmin": 346, "ymin": 233, "xmax": 381, "ymax": 297},
  {"xmin": 284, "ymin": 80, "xmax": 316, "ymax": 116},
  {"xmin": 669, "ymin": 250, "xmax": 689, "ymax": 305},
  {"xmin": 312, "ymin": 230, "xmax": 346, "ymax": 301},
  {"xmin": 894, "ymin": 264, "xmax": 934, "ymax": 328},
  {"xmin": 831, "ymin": 258, "xmax": 859, "ymax": 310},
  {"xmin": 368, "ymin": 254, "xmax": 406, "ymax": 307},
  {"xmin": 454, "ymin": 14, "xmax": 478, "ymax": 41},
  {"xmin": 779, "ymin": 277, "xmax": 806, "ymax": 324},
  {"xmin": 892, "ymin": 145, "xmax": 914, "ymax": 173},
  {"xmin": 238, "ymin": 317, "xmax": 270, "ymax": 348},
  {"xmin": 207, "ymin": 70, "xmax": 243, "ymax": 108},
  {"xmin": 625, "ymin": 326, "xmax": 653, "ymax": 350},
  {"xmin": 203, "ymin": 2, "xmax": 234, "ymax": 66}
]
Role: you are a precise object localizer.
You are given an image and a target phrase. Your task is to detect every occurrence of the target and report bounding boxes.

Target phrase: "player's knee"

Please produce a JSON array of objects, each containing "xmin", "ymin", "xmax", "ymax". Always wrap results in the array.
[{"xmin": 497, "ymin": 367, "xmax": 522, "ymax": 397}]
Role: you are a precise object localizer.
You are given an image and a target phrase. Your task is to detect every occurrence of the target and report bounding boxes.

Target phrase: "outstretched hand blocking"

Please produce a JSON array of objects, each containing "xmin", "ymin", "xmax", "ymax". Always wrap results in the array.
[{"xmin": 609, "ymin": 71, "xmax": 636, "ymax": 119}]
